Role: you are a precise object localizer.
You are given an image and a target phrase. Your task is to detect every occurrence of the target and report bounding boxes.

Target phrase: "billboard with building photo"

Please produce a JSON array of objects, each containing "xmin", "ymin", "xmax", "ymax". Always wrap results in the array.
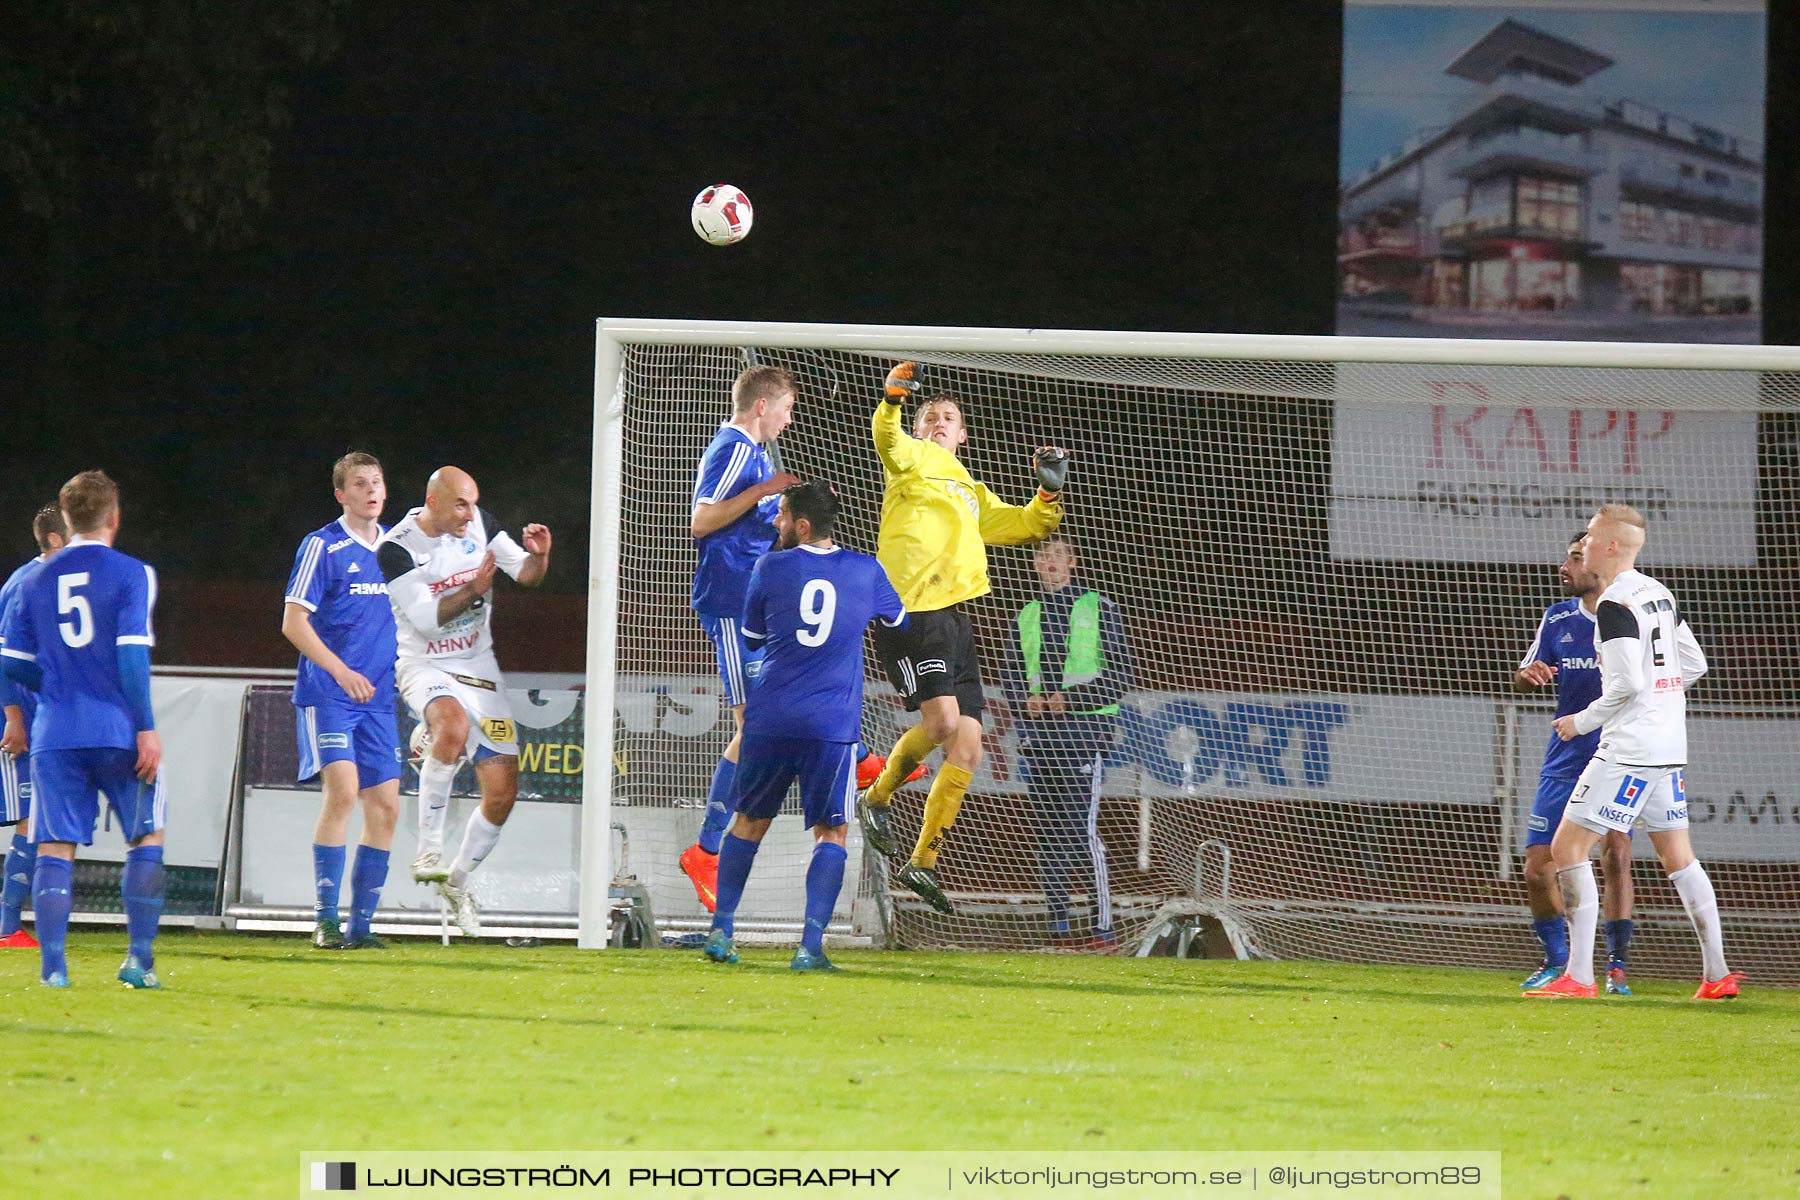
[{"xmin": 1339, "ymin": 0, "xmax": 1766, "ymax": 342}]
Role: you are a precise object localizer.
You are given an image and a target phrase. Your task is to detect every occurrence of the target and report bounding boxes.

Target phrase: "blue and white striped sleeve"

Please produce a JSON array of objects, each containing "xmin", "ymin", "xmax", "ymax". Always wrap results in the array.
[
  {"xmin": 1518, "ymin": 608, "xmax": 1553, "ymax": 672},
  {"xmin": 116, "ymin": 562, "xmax": 157, "ymax": 648},
  {"xmin": 693, "ymin": 438, "xmax": 753, "ymax": 507},
  {"xmin": 284, "ymin": 535, "xmax": 329, "ymax": 612}
]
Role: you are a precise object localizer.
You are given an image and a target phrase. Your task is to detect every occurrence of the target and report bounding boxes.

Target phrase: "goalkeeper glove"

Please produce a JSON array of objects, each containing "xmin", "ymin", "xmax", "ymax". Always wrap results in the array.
[
  {"xmin": 1034, "ymin": 446, "xmax": 1070, "ymax": 498},
  {"xmin": 884, "ymin": 361, "xmax": 919, "ymax": 405}
]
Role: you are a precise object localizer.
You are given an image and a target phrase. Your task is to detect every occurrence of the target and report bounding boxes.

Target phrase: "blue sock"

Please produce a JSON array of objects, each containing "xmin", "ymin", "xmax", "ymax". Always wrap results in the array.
[
  {"xmin": 1532, "ymin": 916, "xmax": 1568, "ymax": 968},
  {"xmin": 312, "ymin": 842, "xmax": 346, "ymax": 924},
  {"xmin": 711, "ymin": 833, "xmax": 759, "ymax": 939},
  {"xmin": 34, "ymin": 855, "xmax": 73, "ymax": 981},
  {"xmin": 802, "ymin": 842, "xmax": 847, "ymax": 955},
  {"xmin": 698, "ymin": 758, "xmax": 736, "ymax": 855},
  {"xmin": 347, "ymin": 846, "xmax": 390, "ymax": 943},
  {"xmin": 1605, "ymin": 918, "xmax": 1634, "ymax": 968},
  {"xmin": 122, "ymin": 844, "xmax": 165, "ymax": 969},
  {"xmin": 2, "ymin": 832, "xmax": 35, "ymax": 936}
]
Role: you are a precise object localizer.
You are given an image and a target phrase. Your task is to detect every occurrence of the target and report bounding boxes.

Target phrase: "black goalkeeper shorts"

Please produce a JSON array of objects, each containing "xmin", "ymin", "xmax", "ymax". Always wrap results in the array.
[{"xmin": 873, "ymin": 603, "xmax": 985, "ymax": 720}]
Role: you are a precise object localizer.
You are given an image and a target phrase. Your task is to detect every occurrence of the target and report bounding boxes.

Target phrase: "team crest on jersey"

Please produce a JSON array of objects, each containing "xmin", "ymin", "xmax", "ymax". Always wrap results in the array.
[{"xmin": 462, "ymin": 540, "xmax": 477, "ymax": 553}]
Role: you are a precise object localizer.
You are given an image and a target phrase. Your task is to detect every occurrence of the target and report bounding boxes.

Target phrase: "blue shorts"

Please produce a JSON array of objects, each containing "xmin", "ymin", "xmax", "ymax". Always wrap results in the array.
[
  {"xmin": 1, "ymin": 751, "xmax": 30, "ymax": 826},
  {"xmin": 30, "ymin": 747, "xmax": 164, "ymax": 846},
  {"xmin": 1527, "ymin": 772, "xmax": 1580, "ymax": 848},
  {"xmin": 699, "ymin": 615, "xmax": 763, "ymax": 708},
  {"xmin": 296, "ymin": 701, "xmax": 403, "ymax": 789},
  {"xmin": 734, "ymin": 736, "xmax": 857, "ymax": 829}
]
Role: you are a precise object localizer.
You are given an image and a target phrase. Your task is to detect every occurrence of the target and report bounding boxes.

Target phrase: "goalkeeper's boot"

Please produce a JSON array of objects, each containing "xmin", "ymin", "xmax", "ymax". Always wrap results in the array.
[
  {"xmin": 897, "ymin": 864, "xmax": 955, "ymax": 915},
  {"xmin": 857, "ymin": 799, "xmax": 899, "ymax": 858},
  {"xmin": 311, "ymin": 918, "xmax": 346, "ymax": 950},
  {"xmin": 1693, "ymin": 971, "xmax": 1745, "ymax": 1001},
  {"xmin": 1605, "ymin": 965, "xmax": 1633, "ymax": 996},
  {"xmin": 437, "ymin": 879, "xmax": 481, "ymax": 939},
  {"xmin": 789, "ymin": 946, "xmax": 838, "ymax": 972},
  {"xmin": 702, "ymin": 928, "xmax": 739, "ymax": 964},
  {"xmin": 678, "ymin": 844, "xmax": 719, "ymax": 912},
  {"xmin": 855, "ymin": 753, "xmax": 928, "ymax": 792},
  {"xmin": 340, "ymin": 932, "xmax": 389, "ymax": 951},
  {"xmin": 0, "ymin": 928, "xmax": 40, "ymax": 948},
  {"xmin": 41, "ymin": 969, "xmax": 70, "ymax": 988},
  {"xmin": 411, "ymin": 850, "xmax": 450, "ymax": 884},
  {"xmin": 1520, "ymin": 962, "xmax": 1564, "ymax": 990},
  {"xmin": 117, "ymin": 954, "xmax": 161, "ymax": 990},
  {"xmin": 1523, "ymin": 972, "xmax": 1596, "ymax": 999}
]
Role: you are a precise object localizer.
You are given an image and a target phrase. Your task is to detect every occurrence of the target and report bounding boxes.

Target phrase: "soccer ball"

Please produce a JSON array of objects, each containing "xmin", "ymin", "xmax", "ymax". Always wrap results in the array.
[{"xmin": 691, "ymin": 184, "xmax": 753, "ymax": 246}]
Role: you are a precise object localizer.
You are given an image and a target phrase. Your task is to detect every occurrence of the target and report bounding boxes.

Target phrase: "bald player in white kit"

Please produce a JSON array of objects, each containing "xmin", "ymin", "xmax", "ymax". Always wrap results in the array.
[
  {"xmin": 1526, "ymin": 504, "xmax": 1742, "ymax": 1001},
  {"xmin": 376, "ymin": 467, "xmax": 551, "ymax": 937}
]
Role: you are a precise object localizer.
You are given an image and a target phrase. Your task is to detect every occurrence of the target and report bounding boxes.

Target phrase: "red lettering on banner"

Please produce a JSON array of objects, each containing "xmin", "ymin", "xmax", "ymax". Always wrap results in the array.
[
  {"xmin": 1498, "ymin": 408, "xmax": 1549, "ymax": 470},
  {"xmin": 1428, "ymin": 400, "xmax": 1677, "ymax": 476}
]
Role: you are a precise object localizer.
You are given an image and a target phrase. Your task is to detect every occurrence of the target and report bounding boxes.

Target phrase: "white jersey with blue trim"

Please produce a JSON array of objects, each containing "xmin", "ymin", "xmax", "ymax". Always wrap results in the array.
[
  {"xmin": 1574, "ymin": 568, "xmax": 1708, "ymax": 766},
  {"xmin": 376, "ymin": 507, "xmax": 530, "ymax": 667}
]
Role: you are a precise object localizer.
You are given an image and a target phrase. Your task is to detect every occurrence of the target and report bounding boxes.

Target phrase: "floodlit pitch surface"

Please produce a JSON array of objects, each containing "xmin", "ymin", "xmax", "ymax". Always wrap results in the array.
[{"xmin": 4, "ymin": 933, "xmax": 1796, "ymax": 1198}]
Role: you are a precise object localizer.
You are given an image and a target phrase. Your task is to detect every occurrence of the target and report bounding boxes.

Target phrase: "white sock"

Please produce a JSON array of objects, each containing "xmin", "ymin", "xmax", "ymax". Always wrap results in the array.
[
  {"xmin": 417, "ymin": 755, "xmax": 457, "ymax": 856},
  {"xmin": 1669, "ymin": 860, "xmax": 1729, "ymax": 981},
  {"xmin": 1555, "ymin": 861, "xmax": 1599, "ymax": 986},
  {"xmin": 448, "ymin": 809, "xmax": 503, "ymax": 889}
]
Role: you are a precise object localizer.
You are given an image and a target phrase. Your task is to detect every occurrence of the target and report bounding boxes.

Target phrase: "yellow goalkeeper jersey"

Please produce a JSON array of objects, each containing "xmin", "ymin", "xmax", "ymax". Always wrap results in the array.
[{"xmin": 872, "ymin": 401, "xmax": 1061, "ymax": 612}]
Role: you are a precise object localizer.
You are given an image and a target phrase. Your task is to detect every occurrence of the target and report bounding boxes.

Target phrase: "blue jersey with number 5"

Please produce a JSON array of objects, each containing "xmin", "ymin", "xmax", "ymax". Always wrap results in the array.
[
  {"xmin": 741, "ymin": 545, "xmax": 906, "ymax": 742},
  {"xmin": 0, "ymin": 540, "xmax": 156, "ymax": 752}
]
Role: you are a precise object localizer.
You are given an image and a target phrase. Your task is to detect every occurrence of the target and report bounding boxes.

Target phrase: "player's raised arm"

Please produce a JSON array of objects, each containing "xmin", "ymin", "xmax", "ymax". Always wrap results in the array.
[
  {"xmin": 973, "ymin": 447, "xmax": 1067, "ymax": 546},
  {"xmin": 482, "ymin": 508, "xmax": 552, "ymax": 587},
  {"xmin": 872, "ymin": 361, "xmax": 928, "ymax": 475}
]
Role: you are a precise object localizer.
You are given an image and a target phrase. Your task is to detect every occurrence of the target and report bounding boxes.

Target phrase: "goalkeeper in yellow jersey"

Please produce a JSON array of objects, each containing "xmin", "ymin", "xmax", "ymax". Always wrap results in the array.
[{"xmin": 859, "ymin": 360, "xmax": 1067, "ymax": 914}]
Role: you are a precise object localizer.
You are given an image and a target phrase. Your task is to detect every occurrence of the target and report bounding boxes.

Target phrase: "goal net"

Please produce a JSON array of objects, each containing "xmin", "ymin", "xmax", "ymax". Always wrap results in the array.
[{"xmin": 585, "ymin": 321, "xmax": 1800, "ymax": 984}]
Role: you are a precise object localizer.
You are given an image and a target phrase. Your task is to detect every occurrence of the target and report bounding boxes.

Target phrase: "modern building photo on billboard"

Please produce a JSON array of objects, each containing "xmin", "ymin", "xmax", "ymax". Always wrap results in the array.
[{"xmin": 1339, "ymin": 3, "xmax": 1765, "ymax": 342}]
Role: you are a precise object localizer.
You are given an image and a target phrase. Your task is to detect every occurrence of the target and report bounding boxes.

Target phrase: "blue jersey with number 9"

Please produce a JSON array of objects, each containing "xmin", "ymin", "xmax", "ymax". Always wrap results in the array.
[
  {"xmin": 0, "ymin": 540, "xmax": 157, "ymax": 752},
  {"xmin": 740, "ymin": 545, "xmax": 906, "ymax": 743}
]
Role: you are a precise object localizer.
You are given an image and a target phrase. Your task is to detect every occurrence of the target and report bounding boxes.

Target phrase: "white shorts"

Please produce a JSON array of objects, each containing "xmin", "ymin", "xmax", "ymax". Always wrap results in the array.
[
  {"xmin": 396, "ymin": 653, "xmax": 519, "ymax": 758},
  {"xmin": 1564, "ymin": 755, "xmax": 1687, "ymax": 836}
]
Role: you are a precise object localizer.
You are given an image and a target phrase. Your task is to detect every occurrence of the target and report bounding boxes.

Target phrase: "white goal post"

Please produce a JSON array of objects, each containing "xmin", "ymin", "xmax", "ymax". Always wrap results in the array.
[{"xmin": 584, "ymin": 319, "xmax": 1800, "ymax": 982}]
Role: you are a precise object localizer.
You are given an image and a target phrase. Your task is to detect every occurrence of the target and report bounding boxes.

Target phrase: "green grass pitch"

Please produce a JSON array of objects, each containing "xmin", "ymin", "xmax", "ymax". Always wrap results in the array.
[{"xmin": 4, "ymin": 932, "xmax": 1797, "ymax": 1198}]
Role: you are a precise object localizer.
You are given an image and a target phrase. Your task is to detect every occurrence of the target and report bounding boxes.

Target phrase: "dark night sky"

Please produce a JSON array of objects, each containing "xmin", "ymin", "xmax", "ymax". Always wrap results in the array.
[{"xmin": 2, "ymin": 3, "xmax": 1794, "ymax": 593}]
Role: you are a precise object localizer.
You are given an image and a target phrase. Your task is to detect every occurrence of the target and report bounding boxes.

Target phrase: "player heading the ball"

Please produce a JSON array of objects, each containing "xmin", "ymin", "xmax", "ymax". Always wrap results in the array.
[
  {"xmin": 377, "ymin": 467, "xmax": 550, "ymax": 938},
  {"xmin": 1526, "ymin": 504, "xmax": 1741, "ymax": 1001},
  {"xmin": 702, "ymin": 481, "xmax": 907, "ymax": 970},
  {"xmin": 859, "ymin": 361, "xmax": 1067, "ymax": 915}
]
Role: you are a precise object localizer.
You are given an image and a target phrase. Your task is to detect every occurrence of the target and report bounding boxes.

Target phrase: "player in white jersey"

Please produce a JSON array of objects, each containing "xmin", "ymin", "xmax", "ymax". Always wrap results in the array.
[
  {"xmin": 1526, "ymin": 504, "xmax": 1742, "ymax": 1001},
  {"xmin": 376, "ymin": 467, "xmax": 550, "ymax": 936}
]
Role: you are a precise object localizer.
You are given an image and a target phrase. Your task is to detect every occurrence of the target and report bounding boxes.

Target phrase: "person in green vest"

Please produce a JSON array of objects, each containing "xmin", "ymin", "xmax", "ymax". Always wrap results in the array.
[{"xmin": 1003, "ymin": 532, "xmax": 1135, "ymax": 949}]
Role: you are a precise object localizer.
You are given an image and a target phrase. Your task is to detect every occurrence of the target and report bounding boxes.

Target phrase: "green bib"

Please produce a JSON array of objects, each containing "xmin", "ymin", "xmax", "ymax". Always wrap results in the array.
[{"xmin": 1017, "ymin": 590, "xmax": 1118, "ymax": 715}]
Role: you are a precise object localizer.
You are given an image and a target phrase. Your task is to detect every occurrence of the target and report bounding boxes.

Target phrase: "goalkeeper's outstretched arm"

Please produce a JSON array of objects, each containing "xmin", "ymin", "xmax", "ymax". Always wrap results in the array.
[
  {"xmin": 976, "ymin": 447, "xmax": 1067, "ymax": 545},
  {"xmin": 872, "ymin": 361, "xmax": 926, "ymax": 475}
]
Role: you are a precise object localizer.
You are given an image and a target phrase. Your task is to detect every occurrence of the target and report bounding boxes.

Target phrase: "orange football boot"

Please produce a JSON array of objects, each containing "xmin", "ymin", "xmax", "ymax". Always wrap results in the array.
[
  {"xmin": 678, "ymin": 843, "xmax": 719, "ymax": 913},
  {"xmin": 1524, "ymin": 973, "xmax": 1598, "ymax": 999},
  {"xmin": 1693, "ymin": 972, "xmax": 1745, "ymax": 1001}
]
